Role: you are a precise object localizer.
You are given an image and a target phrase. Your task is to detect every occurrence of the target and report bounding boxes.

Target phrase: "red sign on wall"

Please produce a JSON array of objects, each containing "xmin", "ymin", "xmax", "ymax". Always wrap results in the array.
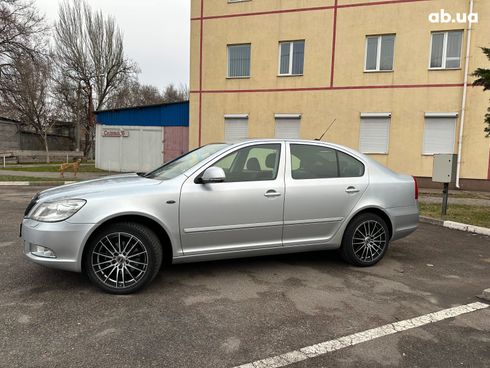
[{"xmin": 102, "ymin": 129, "xmax": 129, "ymax": 138}]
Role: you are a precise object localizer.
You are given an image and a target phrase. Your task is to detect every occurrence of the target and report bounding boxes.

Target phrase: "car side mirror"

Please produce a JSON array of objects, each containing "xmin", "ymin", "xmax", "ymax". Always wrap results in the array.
[{"xmin": 201, "ymin": 167, "xmax": 226, "ymax": 184}]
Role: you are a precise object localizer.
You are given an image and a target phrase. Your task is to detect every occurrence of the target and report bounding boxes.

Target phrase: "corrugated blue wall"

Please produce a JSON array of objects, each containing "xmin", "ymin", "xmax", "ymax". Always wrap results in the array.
[{"xmin": 95, "ymin": 101, "xmax": 189, "ymax": 127}]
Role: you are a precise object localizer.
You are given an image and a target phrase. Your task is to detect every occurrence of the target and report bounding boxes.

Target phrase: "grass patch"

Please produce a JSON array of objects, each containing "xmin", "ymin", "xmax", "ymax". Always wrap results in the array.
[
  {"xmin": 419, "ymin": 202, "xmax": 490, "ymax": 228},
  {"xmin": 0, "ymin": 175, "xmax": 67, "ymax": 182},
  {"xmin": 1, "ymin": 164, "xmax": 106, "ymax": 173}
]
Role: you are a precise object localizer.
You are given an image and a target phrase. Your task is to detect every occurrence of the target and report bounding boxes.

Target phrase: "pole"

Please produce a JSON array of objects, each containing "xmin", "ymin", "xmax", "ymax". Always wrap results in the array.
[
  {"xmin": 456, "ymin": 0, "xmax": 474, "ymax": 188},
  {"xmin": 441, "ymin": 183, "xmax": 449, "ymax": 217}
]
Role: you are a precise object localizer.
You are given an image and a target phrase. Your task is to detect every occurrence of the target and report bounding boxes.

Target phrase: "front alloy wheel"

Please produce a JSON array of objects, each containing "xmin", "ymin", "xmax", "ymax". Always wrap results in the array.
[
  {"xmin": 85, "ymin": 223, "xmax": 162, "ymax": 294},
  {"xmin": 340, "ymin": 213, "xmax": 390, "ymax": 266}
]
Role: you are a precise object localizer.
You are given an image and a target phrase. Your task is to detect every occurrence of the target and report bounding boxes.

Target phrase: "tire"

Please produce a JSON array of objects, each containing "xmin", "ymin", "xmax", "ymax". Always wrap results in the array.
[
  {"xmin": 85, "ymin": 222, "xmax": 163, "ymax": 294},
  {"xmin": 339, "ymin": 213, "xmax": 390, "ymax": 267}
]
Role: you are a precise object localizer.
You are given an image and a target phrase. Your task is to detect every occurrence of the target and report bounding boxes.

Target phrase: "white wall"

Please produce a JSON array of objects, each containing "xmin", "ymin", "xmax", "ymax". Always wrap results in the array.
[{"xmin": 96, "ymin": 125, "xmax": 164, "ymax": 172}]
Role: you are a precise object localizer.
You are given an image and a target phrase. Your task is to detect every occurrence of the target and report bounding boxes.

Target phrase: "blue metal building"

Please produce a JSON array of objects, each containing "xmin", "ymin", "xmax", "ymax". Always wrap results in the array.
[
  {"xmin": 95, "ymin": 101, "xmax": 189, "ymax": 172},
  {"xmin": 95, "ymin": 101, "xmax": 189, "ymax": 127}
]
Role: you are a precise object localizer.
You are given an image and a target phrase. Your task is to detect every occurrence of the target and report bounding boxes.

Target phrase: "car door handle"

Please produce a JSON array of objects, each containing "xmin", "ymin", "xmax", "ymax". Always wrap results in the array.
[
  {"xmin": 345, "ymin": 186, "xmax": 360, "ymax": 194},
  {"xmin": 264, "ymin": 190, "xmax": 281, "ymax": 198}
]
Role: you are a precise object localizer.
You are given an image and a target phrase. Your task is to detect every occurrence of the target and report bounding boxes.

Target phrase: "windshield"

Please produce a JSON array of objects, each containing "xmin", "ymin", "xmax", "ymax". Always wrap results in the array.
[{"xmin": 145, "ymin": 143, "xmax": 230, "ymax": 180}]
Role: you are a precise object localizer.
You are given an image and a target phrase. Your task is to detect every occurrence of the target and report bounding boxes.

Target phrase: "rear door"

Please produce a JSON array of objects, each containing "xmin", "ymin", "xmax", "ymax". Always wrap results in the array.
[
  {"xmin": 283, "ymin": 143, "xmax": 368, "ymax": 246},
  {"xmin": 179, "ymin": 142, "xmax": 285, "ymax": 254}
]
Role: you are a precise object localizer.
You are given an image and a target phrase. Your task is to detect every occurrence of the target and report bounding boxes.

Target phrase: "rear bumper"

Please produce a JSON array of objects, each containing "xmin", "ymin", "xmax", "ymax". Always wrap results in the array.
[
  {"xmin": 387, "ymin": 205, "xmax": 419, "ymax": 241},
  {"xmin": 21, "ymin": 219, "xmax": 94, "ymax": 272}
]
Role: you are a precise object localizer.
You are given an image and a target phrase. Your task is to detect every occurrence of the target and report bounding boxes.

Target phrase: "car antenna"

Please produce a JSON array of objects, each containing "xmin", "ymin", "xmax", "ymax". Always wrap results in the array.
[{"xmin": 315, "ymin": 118, "xmax": 336, "ymax": 141}]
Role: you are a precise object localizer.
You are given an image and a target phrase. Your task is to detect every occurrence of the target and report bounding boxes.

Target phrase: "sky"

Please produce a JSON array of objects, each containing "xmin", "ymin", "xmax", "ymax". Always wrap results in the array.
[{"xmin": 36, "ymin": 0, "xmax": 190, "ymax": 91}]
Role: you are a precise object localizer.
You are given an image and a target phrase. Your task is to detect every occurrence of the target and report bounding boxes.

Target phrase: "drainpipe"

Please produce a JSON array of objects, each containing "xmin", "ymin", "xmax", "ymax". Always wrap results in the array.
[{"xmin": 456, "ymin": 0, "xmax": 474, "ymax": 188}]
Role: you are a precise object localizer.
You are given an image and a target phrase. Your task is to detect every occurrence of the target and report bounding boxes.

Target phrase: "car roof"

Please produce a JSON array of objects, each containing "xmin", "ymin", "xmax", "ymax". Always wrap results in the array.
[{"xmin": 219, "ymin": 139, "xmax": 365, "ymax": 159}]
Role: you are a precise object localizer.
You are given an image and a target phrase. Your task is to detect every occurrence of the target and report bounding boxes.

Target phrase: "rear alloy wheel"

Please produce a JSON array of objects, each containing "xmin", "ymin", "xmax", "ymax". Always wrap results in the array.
[
  {"xmin": 340, "ymin": 213, "xmax": 390, "ymax": 266},
  {"xmin": 85, "ymin": 223, "xmax": 162, "ymax": 294}
]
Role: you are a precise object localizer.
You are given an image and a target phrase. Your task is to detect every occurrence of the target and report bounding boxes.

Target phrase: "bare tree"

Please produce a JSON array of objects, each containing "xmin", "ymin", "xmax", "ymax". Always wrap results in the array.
[
  {"xmin": 1, "ymin": 53, "xmax": 56, "ymax": 162},
  {"xmin": 103, "ymin": 79, "xmax": 189, "ymax": 109},
  {"xmin": 163, "ymin": 83, "xmax": 189, "ymax": 103},
  {"xmin": 52, "ymin": 70, "xmax": 86, "ymax": 151},
  {"xmin": 0, "ymin": 0, "xmax": 47, "ymax": 80},
  {"xmin": 53, "ymin": 0, "xmax": 136, "ymax": 157},
  {"xmin": 107, "ymin": 78, "xmax": 165, "ymax": 109}
]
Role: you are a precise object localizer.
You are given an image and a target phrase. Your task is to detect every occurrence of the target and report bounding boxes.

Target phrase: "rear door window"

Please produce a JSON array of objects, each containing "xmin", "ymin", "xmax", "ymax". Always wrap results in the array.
[{"xmin": 290, "ymin": 144, "xmax": 364, "ymax": 179}]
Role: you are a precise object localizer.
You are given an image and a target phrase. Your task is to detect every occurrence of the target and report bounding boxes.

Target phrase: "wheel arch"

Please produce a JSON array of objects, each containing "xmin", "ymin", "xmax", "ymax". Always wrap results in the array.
[
  {"xmin": 346, "ymin": 207, "xmax": 393, "ymax": 240},
  {"xmin": 80, "ymin": 214, "xmax": 174, "ymax": 273}
]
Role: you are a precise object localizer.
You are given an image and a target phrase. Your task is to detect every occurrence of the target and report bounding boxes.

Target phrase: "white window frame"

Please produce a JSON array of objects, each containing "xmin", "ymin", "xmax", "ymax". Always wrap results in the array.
[
  {"xmin": 428, "ymin": 31, "xmax": 463, "ymax": 70},
  {"xmin": 278, "ymin": 40, "xmax": 305, "ymax": 76},
  {"xmin": 227, "ymin": 44, "xmax": 251, "ymax": 79},
  {"xmin": 359, "ymin": 113, "xmax": 391, "ymax": 154},
  {"xmin": 364, "ymin": 35, "xmax": 395, "ymax": 72},
  {"xmin": 422, "ymin": 113, "xmax": 458, "ymax": 155}
]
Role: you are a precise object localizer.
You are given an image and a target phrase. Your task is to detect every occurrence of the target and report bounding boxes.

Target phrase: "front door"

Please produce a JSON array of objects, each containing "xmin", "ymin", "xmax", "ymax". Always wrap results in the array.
[
  {"xmin": 179, "ymin": 143, "xmax": 285, "ymax": 254},
  {"xmin": 283, "ymin": 143, "xmax": 368, "ymax": 246}
]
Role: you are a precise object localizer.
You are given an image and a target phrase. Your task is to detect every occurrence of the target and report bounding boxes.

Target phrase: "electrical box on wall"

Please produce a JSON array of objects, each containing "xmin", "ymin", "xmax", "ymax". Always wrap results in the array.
[{"xmin": 432, "ymin": 154, "xmax": 458, "ymax": 183}]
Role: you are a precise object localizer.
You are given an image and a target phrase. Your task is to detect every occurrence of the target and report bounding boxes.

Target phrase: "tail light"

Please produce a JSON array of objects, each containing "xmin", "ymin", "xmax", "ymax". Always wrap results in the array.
[{"xmin": 412, "ymin": 176, "xmax": 419, "ymax": 200}]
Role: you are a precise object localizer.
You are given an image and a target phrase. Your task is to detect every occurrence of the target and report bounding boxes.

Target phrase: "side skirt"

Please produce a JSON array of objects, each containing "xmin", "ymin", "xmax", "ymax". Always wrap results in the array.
[{"xmin": 172, "ymin": 242, "xmax": 341, "ymax": 264}]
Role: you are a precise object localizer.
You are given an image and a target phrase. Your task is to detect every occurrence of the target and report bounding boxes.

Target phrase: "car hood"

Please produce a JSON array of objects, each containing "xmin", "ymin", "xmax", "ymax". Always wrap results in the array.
[{"xmin": 37, "ymin": 173, "xmax": 161, "ymax": 202}]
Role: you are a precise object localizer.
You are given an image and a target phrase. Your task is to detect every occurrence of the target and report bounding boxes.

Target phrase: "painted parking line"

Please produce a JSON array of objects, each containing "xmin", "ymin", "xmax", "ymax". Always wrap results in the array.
[{"xmin": 233, "ymin": 302, "xmax": 489, "ymax": 368}]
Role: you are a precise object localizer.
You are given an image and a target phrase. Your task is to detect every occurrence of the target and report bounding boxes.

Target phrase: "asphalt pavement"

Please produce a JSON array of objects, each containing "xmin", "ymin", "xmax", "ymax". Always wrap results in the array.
[{"xmin": 1, "ymin": 186, "xmax": 489, "ymax": 368}]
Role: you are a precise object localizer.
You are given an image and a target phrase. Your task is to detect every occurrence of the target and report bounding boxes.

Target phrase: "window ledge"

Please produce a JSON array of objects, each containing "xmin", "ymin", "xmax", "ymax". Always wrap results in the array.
[
  {"xmin": 364, "ymin": 70, "xmax": 394, "ymax": 73},
  {"xmin": 277, "ymin": 74, "xmax": 304, "ymax": 77},
  {"xmin": 421, "ymin": 153, "xmax": 454, "ymax": 156},
  {"xmin": 226, "ymin": 76, "xmax": 251, "ymax": 79},
  {"xmin": 428, "ymin": 68, "xmax": 462, "ymax": 71}
]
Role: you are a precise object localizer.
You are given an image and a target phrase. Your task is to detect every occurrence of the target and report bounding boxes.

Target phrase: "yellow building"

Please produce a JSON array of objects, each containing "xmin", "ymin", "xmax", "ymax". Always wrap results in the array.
[{"xmin": 190, "ymin": 0, "xmax": 490, "ymax": 190}]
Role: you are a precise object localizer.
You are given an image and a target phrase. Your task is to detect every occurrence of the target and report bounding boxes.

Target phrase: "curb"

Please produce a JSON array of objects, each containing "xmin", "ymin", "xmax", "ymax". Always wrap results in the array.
[
  {"xmin": 481, "ymin": 289, "xmax": 490, "ymax": 302},
  {"xmin": 420, "ymin": 216, "xmax": 490, "ymax": 236},
  {"xmin": 0, "ymin": 181, "xmax": 76, "ymax": 186}
]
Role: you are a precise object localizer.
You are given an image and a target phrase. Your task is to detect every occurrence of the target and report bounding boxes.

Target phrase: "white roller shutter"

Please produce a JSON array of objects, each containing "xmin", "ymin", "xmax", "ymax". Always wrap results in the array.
[
  {"xmin": 275, "ymin": 114, "xmax": 301, "ymax": 139},
  {"xmin": 359, "ymin": 113, "xmax": 391, "ymax": 154},
  {"xmin": 423, "ymin": 114, "xmax": 457, "ymax": 154},
  {"xmin": 224, "ymin": 115, "xmax": 248, "ymax": 143}
]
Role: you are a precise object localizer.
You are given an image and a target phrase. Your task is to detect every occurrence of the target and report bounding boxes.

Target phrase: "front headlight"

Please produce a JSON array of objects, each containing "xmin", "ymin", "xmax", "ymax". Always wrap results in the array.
[{"xmin": 29, "ymin": 199, "xmax": 87, "ymax": 222}]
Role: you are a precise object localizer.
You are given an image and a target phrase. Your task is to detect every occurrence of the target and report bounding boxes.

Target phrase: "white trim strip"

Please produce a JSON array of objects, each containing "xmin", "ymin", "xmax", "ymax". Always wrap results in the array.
[
  {"xmin": 284, "ymin": 217, "xmax": 343, "ymax": 225},
  {"xmin": 233, "ymin": 302, "xmax": 489, "ymax": 368},
  {"xmin": 184, "ymin": 221, "xmax": 283, "ymax": 233},
  {"xmin": 424, "ymin": 112, "xmax": 459, "ymax": 118},
  {"xmin": 224, "ymin": 114, "xmax": 249, "ymax": 119},
  {"xmin": 360, "ymin": 112, "xmax": 391, "ymax": 118},
  {"xmin": 274, "ymin": 114, "xmax": 302, "ymax": 119}
]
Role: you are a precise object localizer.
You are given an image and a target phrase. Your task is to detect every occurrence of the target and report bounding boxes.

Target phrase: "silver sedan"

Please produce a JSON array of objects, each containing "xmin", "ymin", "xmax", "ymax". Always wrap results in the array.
[{"xmin": 21, "ymin": 139, "xmax": 419, "ymax": 294}]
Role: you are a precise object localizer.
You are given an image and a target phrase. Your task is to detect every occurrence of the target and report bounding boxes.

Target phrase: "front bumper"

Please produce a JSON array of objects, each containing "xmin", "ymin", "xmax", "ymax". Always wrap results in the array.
[{"xmin": 21, "ymin": 218, "xmax": 94, "ymax": 272}]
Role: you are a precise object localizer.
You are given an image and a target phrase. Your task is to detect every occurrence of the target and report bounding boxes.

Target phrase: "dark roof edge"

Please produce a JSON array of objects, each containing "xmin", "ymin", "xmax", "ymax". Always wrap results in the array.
[{"xmin": 95, "ymin": 100, "xmax": 189, "ymax": 114}]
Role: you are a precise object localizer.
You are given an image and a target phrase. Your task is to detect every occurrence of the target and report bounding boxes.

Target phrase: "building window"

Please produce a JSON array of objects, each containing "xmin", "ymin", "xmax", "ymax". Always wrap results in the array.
[
  {"xmin": 278, "ymin": 41, "xmax": 305, "ymax": 76},
  {"xmin": 224, "ymin": 115, "xmax": 248, "ymax": 143},
  {"xmin": 359, "ymin": 113, "xmax": 391, "ymax": 154},
  {"xmin": 423, "ymin": 113, "xmax": 457, "ymax": 154},
  {"xmin": 429, "ymin": 31, "xmax": 463, "ymax": 69},
  {"xmin": 275, "ymin": 114, "xmax": 301, "ymax": 139},
  {"xmin": 365, "ymin": 35, "xmax": 395, "ymax": 72},
  {"xmin": 227, "ymin": 44, "xmax": 251, "ymax": 78}
]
